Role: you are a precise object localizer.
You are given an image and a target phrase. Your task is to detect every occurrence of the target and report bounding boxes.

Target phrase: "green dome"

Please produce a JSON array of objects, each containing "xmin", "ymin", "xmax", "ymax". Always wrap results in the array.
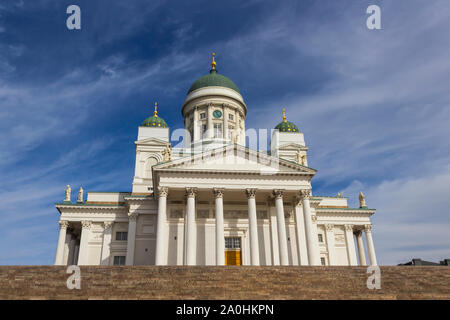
[
  {"xmin": 188, "ymin": 69, "xmax": 240, "ymax": 94},
  {"xmin": 142, "ymin": 115, "xmax": 168, "ymax": 128},
  {"xmin": 275, "ymin": 121, "xmax": 299, "ymax": 132}
]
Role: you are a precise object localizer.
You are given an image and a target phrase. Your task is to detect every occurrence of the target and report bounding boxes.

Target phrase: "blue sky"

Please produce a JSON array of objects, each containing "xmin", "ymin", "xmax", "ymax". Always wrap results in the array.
[{"xmin": 0, "ymin": 0, "xmax": 449, "ymax": 265}]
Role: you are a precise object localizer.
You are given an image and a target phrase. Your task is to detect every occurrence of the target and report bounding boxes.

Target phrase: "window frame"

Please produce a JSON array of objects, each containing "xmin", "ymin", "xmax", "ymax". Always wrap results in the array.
[
  {"xmin": 113, "ymin": 256, "xmax": 126, "ymax": 266},
  {"xmin": 115, "ymin": 231, "xmax": 128, "ymax": 241}
]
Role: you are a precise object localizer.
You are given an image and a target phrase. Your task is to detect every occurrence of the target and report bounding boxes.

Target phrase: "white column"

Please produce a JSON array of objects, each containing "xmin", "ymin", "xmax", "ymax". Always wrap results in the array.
[
  {"xmin": 273, "ymin": 190, "xmax": 289, "ymax": 266},
  {"xmin": 73, "ymin": 243, "xmax": 80, "ymax": 265},
  {"xmin": 185, "ymin": 187, "xmax": 197, "ymax": 265},
  {"xmin": 300, "ymin": 190, "xmax": 320, "ymax": 266},
  {"xmin": 311, "ymin": 216, "xmax": 321, "ymax": 264},
  {"xmin": 54, "ymin": 221, "xmax": 69, "ymax": 265},
  {"xmin": 344, "ymin": 225, "xmax": 358, "ymax": 266},
  {"xmin": 246, "ymin": 188, "xmax": 260, "ymax": 266},
  {"xmin": 78, "ymin": 220, "xmax": 91, "ymax": 265},
  {"xmin": 223, "ymin": 104, "xmax": 228, "ymax": 140},
  {"xmin": 207, "ymin": 103, "xmax": 213, "ymax": 139},
  {"xmin": 269, "ymin": 205, "xmax": 280, "ymax": 265},
  {"xmin": 125, "ymin": 213, "xmax": 137, "ymax": 265},
  {"xmin": 294, "ymin": 200, "xmax": 309, "ymax": 265},
  {"xmin": 214, "ymin": 188, "xmax": 225, "ymax": 266},
  {"xmin": 325, "ymin": 224, "xmax": 336, "ymax": 265},
  {"xmin": 356, "ymin": 231, "xmax": 367, "ymax": 266},
  {"xmin": 155, "ymin": 187, "xmax": 169, "ymax": 265},
  {"xmin": 364, "ymin": 224, "xmax": 377, "ymax": 266},
  {"xmin": 68, "ymin": 236, "xmax": 77, "ymax": 265},
  {"xmin": 63, "ymin": 232, "xmax": 72, "ymax": 265},
  {"xmin": 101, "ymin": 222, "xmax": 113, "ymax": 266},
  {"xmin": 193, "ymin": 106, "xmax": 199, "ymax": 143}
]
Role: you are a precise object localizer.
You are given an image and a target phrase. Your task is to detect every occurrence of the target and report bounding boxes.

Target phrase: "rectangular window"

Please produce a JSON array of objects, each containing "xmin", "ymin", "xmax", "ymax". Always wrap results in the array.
[
  {"xmin": 228, "ymin": 114, "xmax": 234, "ymax": 121},
  {"xmin": 113, "ymin": 256, "xmax": 126, "ymax": 266},
  {"xmin": 320, "ymin": 257, "xmax": 326, "ymax": 266},
  {"xmin": 200, "ymin": 112, "xmax": 206, "ymax": 119},
  {"xmin": 115, "ymin": 231, "xmax": 128, "ymax": 241},
  {"xmin": 214, "ymin": 123, "xmax": 222, "ymax": 138},
  {"xmin": 318, "ymin": 234, "xmax": 323, "ymax": 243},
  {"xmin": 225, "ymin": 237, "xmax": 241, "ymax": 249}
]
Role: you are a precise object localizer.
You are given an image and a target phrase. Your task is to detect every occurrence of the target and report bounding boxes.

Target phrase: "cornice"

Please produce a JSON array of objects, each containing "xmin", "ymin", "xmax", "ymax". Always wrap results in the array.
[
  {"xmin": 316, "ymin": 208, "xmax": 376, "ymax": 214},
  {"xmin": 155, "ymin": 168, "xmax": 314, "ymax": 177},
  {"xmin": 55, "ymin": 203, "xmax": 125, "ymax": 209}
]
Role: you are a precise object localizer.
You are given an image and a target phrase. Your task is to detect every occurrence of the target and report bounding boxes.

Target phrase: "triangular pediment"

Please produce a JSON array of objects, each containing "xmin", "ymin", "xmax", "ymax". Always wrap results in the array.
[
  {"xmin": 154, "ymin": 145, "xmax": 316, "ymax": 175},
  {"xmin": 135, "ymin": 137, "xmax": 170, "ymax": 147},
  {"xmin": 278, "ymin": 142, "xmax": 308, "ymax": 151}
]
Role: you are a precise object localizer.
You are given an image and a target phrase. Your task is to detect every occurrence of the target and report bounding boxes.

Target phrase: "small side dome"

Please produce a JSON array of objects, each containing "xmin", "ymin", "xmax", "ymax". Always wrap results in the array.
[
  {"xmin": 141, "ymin": 102, "xmax": 169, "ymax": 128},
  {"xmin": 274, "ymin": 108, "xmax": 299, "ymax": 132}
]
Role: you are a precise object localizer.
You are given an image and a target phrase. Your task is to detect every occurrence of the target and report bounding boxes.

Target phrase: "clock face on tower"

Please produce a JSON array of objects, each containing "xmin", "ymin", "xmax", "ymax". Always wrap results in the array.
[{"xmin": 213, "ymin": 110, "xmax": 222, "ymax": 118}]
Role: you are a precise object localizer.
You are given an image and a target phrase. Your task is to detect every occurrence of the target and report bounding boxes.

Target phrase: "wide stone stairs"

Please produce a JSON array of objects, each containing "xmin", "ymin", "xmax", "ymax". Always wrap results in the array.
[{"xmin": 0, "ymin": 266, "xmax": 449, "ymax": 299}]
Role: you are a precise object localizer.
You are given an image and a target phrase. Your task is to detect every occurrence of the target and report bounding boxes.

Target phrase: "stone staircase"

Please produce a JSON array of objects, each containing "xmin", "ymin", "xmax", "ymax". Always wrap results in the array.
[{"xmin": 0, "ymin": 266, "xmax": 449, "ymax": 299}]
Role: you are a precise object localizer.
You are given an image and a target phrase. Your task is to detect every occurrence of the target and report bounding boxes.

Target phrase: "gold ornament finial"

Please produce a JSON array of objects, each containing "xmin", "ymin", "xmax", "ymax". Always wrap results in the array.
[
  {"xmin": 282, "ymin": 108, "xmax": 287, "ymax": 122},
  {"xmin": 153, "ymin": 102, "xmax": 158, "ymax": 117},
  {"xmin": 211, "ymin": 52, "xmax": 216, "ymax": 70}
]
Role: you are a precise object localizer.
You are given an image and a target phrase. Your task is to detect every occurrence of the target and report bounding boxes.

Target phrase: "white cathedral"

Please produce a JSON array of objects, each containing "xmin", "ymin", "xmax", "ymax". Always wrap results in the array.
[{"xmin": 54, "ymin": 54, "xmax": 377, "ymax": 267}]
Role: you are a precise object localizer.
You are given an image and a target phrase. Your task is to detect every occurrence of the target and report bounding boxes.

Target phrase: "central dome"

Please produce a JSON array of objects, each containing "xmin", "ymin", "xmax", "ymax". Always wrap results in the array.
[{"xmin": 187, "ymin": 69, "xmax": 240, "ymax": 94}]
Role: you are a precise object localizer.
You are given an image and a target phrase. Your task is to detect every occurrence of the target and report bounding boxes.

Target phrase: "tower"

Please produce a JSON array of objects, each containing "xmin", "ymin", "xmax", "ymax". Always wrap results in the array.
[
  {"xmin": 132, "ymin": 102, "xmax": 170, "ymax": 194},
  {"xmin": 271, "ymin": 108, "xmax": 309, "ymax": 166}
]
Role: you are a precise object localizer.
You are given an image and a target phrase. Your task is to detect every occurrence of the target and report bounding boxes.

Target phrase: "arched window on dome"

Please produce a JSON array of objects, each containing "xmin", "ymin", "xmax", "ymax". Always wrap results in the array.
[{"xmin": 144, "ymin": 156, "xmax": 158, "ymax": 179}]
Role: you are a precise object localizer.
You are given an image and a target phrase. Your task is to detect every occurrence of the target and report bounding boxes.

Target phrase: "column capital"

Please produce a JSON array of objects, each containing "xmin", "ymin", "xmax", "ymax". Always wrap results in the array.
[
  {"xmin": 213, "ymin": 188, "xmax": 225, "ymax": 199},
  {"xmin": 185, "ymin": 187, "xmax": 198, "ymax": 198},
  {"xmin": 128, "ymin": 212, "xmax": 138, "ymax": 221},
  {"xmin": 364, "ymin": 224, "xmax": 373, "ymax": 233},
  {"xmin": 273, "ymin": 189, "xmax": 284, "ymax": 199},
  {"xmin": 59, "ymin": 220, "xmax": 69, "ymax": 230},
  {"xmin": 344, "ymin": 224, "xmax": 354, "ymax": 232},
  {"xmin": 354, "ymin": 229, "xmax": 363, "ymax": 237},
  {"xmin": 246, "ymin": 188, "xmax": 257, "ymax": 199},
  {"xmin": 299, "ymin": 189, "xmax": 311, "ymax": 199},
  {"xmin": 325, "ymin": 224, "xmax": 334, "ymax": 232},
  {"xmin": 158, "ymin": 186, "xmax": 169, "ymax": 197},
  {"xmin": 81, "ymin": 220, "xmax": 91, "ymax": 229},
  {"xmin": 294, "ymin": 196, "xmax": 303, "ymax": 207},
  {"xmin": 103, "ymin": 221, "xmax": 113, "ymax": 230}
]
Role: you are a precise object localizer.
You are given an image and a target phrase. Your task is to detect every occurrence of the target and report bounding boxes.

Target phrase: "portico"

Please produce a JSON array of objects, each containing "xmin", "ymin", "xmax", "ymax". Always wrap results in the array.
[{"xmin": 152, "ymin": 183, "xmax": 317, "ymax": 266}]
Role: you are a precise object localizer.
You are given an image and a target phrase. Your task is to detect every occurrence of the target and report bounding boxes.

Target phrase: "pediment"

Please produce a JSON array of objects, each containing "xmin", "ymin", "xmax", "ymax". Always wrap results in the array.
[
  {"xmin": 154, "ymin": 145, "xmax": 316, "ymax": 175},
  {"xmin": 135, "ymin": 137, "xmax": 170, "ymax": 147},
  {"xmin": 278, "ymin": 142, "xmax": 308, "ymax": 151}
]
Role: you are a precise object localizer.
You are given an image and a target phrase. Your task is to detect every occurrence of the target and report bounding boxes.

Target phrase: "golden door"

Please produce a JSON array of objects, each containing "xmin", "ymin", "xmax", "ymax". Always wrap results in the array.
[{"xmin": 225, "ymin": 250, "xmax": 242, "ymax": 266}]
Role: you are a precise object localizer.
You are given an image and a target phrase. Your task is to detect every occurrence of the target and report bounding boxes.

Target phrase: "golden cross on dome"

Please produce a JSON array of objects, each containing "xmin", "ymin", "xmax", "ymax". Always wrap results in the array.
[
  {"xmin": 154, "ymin": 102, "xmax": 158, "ymax": 117},
  {"xmin": 282, "ymin": 108, "xmax": 287, "ymax": 122},
  {"xmin": 211, "ymin": 52, "xmax": 216, "ymax": 70}
]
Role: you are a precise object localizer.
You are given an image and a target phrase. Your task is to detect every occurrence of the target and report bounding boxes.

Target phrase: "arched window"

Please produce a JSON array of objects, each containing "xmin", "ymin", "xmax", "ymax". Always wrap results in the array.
[{"xmin": 144, "ymin": 157, "xmax": 158, "ymax": 178}]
